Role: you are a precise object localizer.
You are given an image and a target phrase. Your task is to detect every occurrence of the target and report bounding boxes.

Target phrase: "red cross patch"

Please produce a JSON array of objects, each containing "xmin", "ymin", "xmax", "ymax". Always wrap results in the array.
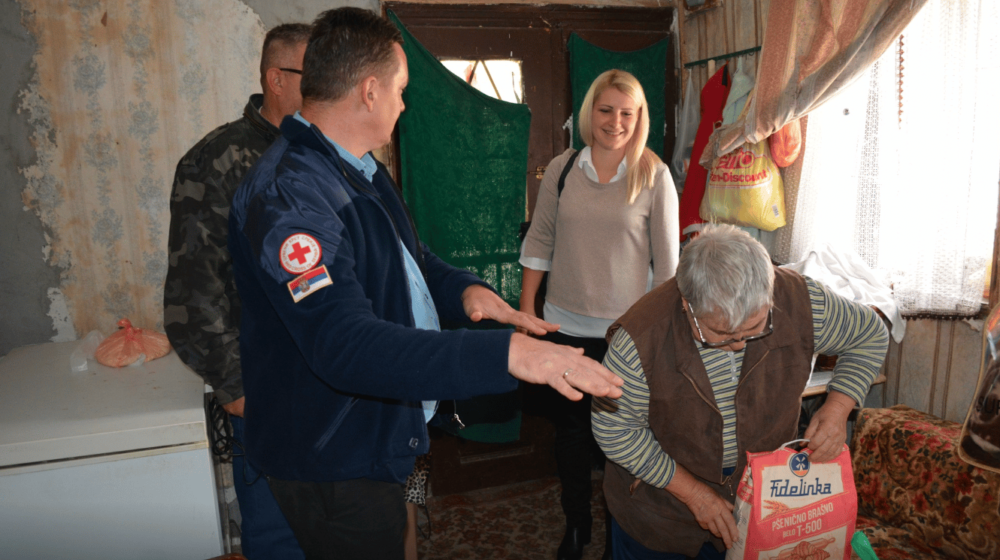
[{"xmin": 279, "ymin": 233, "xmax": 322, "ymax": 275}]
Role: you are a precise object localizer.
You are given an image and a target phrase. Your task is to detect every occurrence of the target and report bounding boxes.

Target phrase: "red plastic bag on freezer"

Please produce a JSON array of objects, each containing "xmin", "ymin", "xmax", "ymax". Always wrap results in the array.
[
  {"xmin": 94, "ymin": 318, "xmax": 171, "ymax": 367},
  {"xmin": 726, "ymin": 440, "xmax": 856, "ymax": 560}
]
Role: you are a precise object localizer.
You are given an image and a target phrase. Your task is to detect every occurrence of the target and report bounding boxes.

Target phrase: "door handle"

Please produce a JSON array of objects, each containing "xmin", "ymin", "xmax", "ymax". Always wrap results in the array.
[{"xmin": 533, "ymin": 165, "xmax": 546, "ymax": 179}]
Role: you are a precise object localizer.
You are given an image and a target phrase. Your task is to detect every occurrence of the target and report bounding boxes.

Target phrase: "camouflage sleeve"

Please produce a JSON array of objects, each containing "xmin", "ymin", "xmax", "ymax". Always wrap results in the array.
[{"xmin": 163, "ymin": 135, "xmax": 257, "ymax": 405}]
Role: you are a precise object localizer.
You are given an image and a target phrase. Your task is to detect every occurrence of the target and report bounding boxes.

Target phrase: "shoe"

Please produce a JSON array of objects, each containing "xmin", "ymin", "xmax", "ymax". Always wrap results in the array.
[{"xmin": 556, "ymin": 525, "xmax": 591, "ymax": 560}]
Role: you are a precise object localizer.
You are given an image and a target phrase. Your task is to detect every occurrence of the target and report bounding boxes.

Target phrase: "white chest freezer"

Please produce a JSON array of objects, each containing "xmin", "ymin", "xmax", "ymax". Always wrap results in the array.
[{"xmin": 0, "ymin": 341, "xmax": 223, "ymax": 560}]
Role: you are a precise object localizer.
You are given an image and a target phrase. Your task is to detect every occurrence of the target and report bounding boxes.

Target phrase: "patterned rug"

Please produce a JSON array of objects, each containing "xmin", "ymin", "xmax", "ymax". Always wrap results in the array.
[{"xmin": 416, "ymin": 476, "xmax": 608, "ymax": 560}]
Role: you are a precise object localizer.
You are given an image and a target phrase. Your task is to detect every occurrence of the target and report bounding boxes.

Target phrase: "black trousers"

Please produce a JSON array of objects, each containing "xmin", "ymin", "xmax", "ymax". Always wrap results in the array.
[
  {"xmin": 540, "ymin": 330, "xmax": 609, "ymax": 528},
  {"xmin": 267, "ymin": 476, "xmax": 407, "ymax": 560}
]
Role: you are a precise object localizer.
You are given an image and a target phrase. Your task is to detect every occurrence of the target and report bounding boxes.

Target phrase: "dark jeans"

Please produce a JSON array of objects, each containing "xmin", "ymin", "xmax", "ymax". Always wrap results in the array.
[
  {"xmin": 267, "ymin": 476, "xmax": 407, "ymax": 560},
  {"xmin": 610, "ymin": 517, "xmax": 725, "ymax": 560},
  {"xmin": 230, "ymin": 415, "xmax": 305, "ymax": 560},
  {"xmin": 540, "ymin": 330, "xmax": 609, "ymax": 529}
]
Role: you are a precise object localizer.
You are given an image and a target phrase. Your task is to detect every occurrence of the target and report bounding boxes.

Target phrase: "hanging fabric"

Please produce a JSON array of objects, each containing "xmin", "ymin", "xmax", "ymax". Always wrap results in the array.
[
  {"xmin": 389, "ymin": 11, "xmax": 531, "ymax": 308},
  {"xmin": 700, "ymin": 0, "xmax": 928, "ymax": 166},
  {"xmin": 670, "ymin": 70, "xmax": 700, "ymax": 188},
  {"xmin": 567, "ymin": 33, "xmax": 669, "ymax": 157},
  {"xmin": 720, "ymin": 56, "xmax": 754, "ymax": 126},
  {"xmin": 389, "ymin": 11, "xmax": 531, "ymax": 443},
  {"xmin": 770, "ymin": 0, "xmax": 1000, "ymax": 317},
  {"xmin": 677, "ymin": 64, "xmax": 731, "ymax": 239}
]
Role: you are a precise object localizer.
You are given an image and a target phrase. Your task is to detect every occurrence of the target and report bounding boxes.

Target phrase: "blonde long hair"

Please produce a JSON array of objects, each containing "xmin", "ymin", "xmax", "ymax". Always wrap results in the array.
[{"xmin": 577, "ymin": 69, "xmax": 663, "ymax": 205}]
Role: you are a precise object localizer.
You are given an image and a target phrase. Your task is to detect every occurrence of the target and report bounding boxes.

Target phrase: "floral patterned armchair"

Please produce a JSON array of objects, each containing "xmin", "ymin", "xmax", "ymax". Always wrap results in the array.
[{"xmin": 850, "ymin": 405, "xmax": 1000, "ymax": 560}]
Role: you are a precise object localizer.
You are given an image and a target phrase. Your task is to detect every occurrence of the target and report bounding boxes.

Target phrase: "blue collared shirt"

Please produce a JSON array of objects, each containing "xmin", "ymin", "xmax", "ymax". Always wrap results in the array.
[{"xmin": 293, "ymin": 112, "xmax": 378, "ymax": 181}]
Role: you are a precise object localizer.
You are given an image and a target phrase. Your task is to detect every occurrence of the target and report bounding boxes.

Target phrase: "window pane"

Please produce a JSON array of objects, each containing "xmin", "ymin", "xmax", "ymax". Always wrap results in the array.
[
  {"xmin": 440, "ymin": 59, "xmax": 524, "ymax": 104},
  {"xmin": 777, "ymin": 0, "xmax": 1000, "ymax": 315}
]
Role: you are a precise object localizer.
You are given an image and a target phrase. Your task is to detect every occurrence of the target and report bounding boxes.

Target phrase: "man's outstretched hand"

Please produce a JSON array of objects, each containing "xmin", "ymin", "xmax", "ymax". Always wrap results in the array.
[{"xmin": 508, "ymin": 333, "xmax": 623, "ymax": 401}]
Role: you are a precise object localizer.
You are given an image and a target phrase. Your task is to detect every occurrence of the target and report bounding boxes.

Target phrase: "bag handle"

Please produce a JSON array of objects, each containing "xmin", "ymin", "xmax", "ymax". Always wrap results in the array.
[{"xmin": 779, "ymin": 438, "xmax": 810, "ymax": 450}]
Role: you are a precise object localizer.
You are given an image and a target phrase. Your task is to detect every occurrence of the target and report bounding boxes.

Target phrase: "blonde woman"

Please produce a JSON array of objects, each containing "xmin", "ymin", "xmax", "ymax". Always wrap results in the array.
[{"xmin": 520, "ymin": 69, "xmax": 680, "ymax": 560}]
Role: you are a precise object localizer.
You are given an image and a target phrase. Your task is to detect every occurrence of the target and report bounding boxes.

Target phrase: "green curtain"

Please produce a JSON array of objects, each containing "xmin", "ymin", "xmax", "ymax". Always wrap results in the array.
[
  {"xmin": 389, "ymin": 10, "xmax": 531, "ymax": 308},
  {"xmin": 568, "ymin": 33, "xmax": 669, "ymax": 157},
  {"xmin": 389, "ymin": 11, "xmax": 530, "ymax": 443}
]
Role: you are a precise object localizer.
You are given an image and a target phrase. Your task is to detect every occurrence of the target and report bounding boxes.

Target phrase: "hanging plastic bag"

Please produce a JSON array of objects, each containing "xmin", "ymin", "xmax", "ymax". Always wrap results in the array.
[
  {"xmin": 769, "ymin": 119, "xmax": 803, "ymax": 168},
  {"xmin": 94, "ymin": 318, "xmax": 172, "ymax": 367},
  {"xmin": 670, "ymin": 71, "xmax": 700, "ymax": 188},
  {"xmin": 700, "ymin": 140, "xmax": 786, "ymax": 231},
  {"xmin": 727, "ymin": 441, "xmax": 857, "ymax": 560}
]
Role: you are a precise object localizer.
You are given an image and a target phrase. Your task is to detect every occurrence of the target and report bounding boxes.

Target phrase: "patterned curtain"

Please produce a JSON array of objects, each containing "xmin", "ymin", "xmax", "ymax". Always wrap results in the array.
[
  {"xmin": 769, "ymin": 0, "xmax": 1000, "ymax": 317},
  {"xmin": 701, "ymin": 0, "xmax": 927, "ymax": 166}
]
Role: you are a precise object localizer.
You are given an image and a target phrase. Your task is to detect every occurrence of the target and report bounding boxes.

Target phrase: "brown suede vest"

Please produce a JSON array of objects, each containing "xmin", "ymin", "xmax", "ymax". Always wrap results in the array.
[{"xmin": 603, "ymin": 268, "xmax": 814, "ymax": 555}]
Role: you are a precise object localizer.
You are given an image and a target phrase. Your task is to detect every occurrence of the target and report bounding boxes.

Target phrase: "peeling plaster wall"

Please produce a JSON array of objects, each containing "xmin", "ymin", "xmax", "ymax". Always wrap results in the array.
[
  {"xmin": 2, "ymin": 0, "xmax": 266, "ymax": 356},
  {"xmin": 0, "ymin": 0, "xmax": 56, "ymax": 355},
  {"xmin": 0, "ymin": 0, "xmax": 351, "ymax": 357}
]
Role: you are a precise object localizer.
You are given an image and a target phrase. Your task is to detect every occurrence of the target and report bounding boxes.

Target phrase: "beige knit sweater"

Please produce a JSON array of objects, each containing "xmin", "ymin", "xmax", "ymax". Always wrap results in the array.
[{"xmin": 523, "ymin": 149, "xmax": 679, "ymax": 320}]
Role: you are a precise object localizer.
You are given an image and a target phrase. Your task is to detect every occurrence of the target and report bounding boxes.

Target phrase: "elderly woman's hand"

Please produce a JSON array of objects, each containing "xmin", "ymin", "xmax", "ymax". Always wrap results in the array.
[
  {"xmin": 665, "ymin": 465, "xmax": 738, "ymax": 548},
  {"xmin": 804, "ymin": 390, "xmax": 857, "ymax": 462}
]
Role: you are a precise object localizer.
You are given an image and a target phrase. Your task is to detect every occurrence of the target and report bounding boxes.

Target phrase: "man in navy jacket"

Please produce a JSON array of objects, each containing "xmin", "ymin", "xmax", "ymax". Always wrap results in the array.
[{"xmin": 228, "ymin": 8, "xmax": 623, "ymax": 558}]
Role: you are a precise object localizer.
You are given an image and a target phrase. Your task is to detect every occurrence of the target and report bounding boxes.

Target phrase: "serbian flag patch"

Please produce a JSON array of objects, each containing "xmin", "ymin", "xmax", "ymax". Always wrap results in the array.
[{"xmin": 287, "ymin": 265, "xmax": 333, "ymax": 302}]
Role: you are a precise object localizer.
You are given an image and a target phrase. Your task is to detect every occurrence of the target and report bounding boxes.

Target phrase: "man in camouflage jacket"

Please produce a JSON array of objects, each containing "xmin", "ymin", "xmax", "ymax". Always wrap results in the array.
[{"xmin": 163, "ymin": 23, "xmax": 310, "ymax": 560}]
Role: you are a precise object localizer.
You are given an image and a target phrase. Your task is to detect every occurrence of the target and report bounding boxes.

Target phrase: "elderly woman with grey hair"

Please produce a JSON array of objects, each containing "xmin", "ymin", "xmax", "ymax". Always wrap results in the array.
[{"xmin": 593, "ymin": 224, "xmax": 889, "ymax": 560}]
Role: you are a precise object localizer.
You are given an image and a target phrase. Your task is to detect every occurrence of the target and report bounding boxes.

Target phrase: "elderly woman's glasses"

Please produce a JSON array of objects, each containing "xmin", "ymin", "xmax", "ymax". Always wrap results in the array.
[{"xmin": 688, "ymin": 304, "xmax": 773, "ymax": 349}]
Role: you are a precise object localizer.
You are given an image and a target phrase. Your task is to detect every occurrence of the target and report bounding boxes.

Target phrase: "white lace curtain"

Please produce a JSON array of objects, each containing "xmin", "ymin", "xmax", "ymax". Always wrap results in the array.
[{"xmin": 768, "ymin": 0, "xmax": 1000, "ymax": 317}]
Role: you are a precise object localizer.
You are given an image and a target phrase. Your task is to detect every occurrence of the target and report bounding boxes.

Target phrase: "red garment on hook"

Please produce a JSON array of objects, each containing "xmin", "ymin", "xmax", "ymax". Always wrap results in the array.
[{"xmin": 678, "ymin": 64, "xmax": 732, "ymax": 239}]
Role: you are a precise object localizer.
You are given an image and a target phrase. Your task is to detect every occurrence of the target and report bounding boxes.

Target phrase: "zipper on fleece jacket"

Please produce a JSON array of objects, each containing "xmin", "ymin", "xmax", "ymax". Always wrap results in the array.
[{"xmin": 314, "ymin": 396, "xmax": 359, "ymax": 453}]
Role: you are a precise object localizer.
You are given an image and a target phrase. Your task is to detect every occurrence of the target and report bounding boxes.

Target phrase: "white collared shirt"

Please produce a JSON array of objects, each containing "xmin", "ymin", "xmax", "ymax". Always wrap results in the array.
[{"xmin": 578, "ymin": 146, "xmax": 627, "ymax": 183}]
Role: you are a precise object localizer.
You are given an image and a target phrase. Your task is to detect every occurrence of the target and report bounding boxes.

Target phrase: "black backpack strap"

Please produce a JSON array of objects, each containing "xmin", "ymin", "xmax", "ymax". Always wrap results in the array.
[
  {"xmin": 519, "ymin": 149, "xmax": 580, "ymax": 242},
  {"xmin": 557, "ymin": 149, "xmax": 580, "ymax": 198}
]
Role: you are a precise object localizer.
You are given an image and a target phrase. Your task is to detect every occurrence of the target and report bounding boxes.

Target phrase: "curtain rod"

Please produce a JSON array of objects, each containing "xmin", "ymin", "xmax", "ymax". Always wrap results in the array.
[{"xmin": 683, "ymin": 46, "xmax": 761, "ymax": 69}]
